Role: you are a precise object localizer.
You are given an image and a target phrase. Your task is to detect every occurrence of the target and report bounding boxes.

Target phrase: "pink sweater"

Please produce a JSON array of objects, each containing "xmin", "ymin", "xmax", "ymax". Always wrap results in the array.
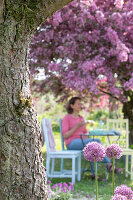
[{"xmin": 62, "ymin": 114, "xmax": 87, "ymax": 146}]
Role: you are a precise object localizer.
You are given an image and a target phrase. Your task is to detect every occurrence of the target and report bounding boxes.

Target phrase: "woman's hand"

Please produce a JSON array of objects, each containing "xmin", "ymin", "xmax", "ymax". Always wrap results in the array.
[{"xmin": 77, "ymin": 120, "xmax": 86, "ymax": 128}]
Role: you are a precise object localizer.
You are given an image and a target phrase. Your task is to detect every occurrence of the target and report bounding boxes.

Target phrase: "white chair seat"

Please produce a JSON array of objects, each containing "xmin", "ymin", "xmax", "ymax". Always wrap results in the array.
[{"xmin": 49, "ymin": 150, "xmax": 81, "ymax": 155}]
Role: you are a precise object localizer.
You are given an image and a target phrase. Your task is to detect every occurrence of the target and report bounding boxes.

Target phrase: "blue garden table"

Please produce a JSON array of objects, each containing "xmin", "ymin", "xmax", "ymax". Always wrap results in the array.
[{"xmin": 80, "ymin": 129, "xmax": 121, "ymax": 146}]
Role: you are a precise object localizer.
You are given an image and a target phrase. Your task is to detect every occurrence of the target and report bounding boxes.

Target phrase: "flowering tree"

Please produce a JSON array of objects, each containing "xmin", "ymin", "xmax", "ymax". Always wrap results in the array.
[{"xmin": 29, "ymin": 0, "xmax": 133, "ymax": 143}]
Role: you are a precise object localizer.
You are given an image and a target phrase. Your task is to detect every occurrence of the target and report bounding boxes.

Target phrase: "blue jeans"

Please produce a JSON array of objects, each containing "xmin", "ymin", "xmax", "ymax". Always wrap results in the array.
[{"xmin": 67, "ymin": 138, "xmax": 110, "ymax": 175}]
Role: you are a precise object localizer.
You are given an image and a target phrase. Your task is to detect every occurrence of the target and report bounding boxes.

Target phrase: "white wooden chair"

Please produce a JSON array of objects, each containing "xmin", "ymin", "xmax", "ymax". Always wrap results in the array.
[
  {"xmin": 42, "ymin": 118, "xmax": 81, "ymax": 184},
  {"xmin": 107, "ymin": 119, "xmax": 133, "ymax": 180}
]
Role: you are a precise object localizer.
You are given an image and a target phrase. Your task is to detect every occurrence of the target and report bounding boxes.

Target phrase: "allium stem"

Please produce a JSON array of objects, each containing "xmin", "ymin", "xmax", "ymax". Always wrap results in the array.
[
  {"xmin": 112, "ymin": 158, "xmax": 115, "ymax": 195},
  {"xmin": 95, "ymin": 159, "xmax": 98, "ymax": 200}
]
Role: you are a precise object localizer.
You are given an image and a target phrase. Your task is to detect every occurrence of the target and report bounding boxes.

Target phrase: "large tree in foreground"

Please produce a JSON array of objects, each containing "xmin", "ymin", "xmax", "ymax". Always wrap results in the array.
[
  {"xmin": 29, "ymin": 0, "xmax": 133, "ymax": 143},
  {"xmin": 0, "ymin": 0, "xmax": 72, "ymax": 199}
]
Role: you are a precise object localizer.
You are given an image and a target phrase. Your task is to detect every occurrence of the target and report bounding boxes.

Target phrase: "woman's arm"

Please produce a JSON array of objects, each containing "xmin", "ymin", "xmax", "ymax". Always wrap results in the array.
[{"xmin": 63, "ymin": 120, "xmax": 86, "ymax": 139}]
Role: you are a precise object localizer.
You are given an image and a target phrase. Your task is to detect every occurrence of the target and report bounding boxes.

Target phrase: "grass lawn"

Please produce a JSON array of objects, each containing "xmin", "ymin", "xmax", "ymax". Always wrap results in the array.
[{"xmin": 42, "ymin": 131, "xmax": 133, "ymax": 200}]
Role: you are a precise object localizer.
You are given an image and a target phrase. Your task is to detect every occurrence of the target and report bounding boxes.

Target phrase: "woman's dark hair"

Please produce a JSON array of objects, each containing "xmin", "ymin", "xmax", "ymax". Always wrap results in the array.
[{"xmin": 66, "ymin": 97, "xmax": 81, "ymax": 114}]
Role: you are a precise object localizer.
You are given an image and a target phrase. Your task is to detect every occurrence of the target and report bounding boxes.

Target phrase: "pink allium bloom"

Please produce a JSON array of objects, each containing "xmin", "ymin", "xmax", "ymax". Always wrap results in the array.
[
  {"xmin": 114, "ymin": 185, "xmax": 133, "ymax": 200},
  {"xmin": 83, "ymin": 142, "xmax": 105, "ymax": 162},
  {"xmin": 111, "ymin": 194, "xmax": 127, "ymax": 200},
  {"xmin": 106, "ymin": 144, "xmax": 122, "ymax": 159}
]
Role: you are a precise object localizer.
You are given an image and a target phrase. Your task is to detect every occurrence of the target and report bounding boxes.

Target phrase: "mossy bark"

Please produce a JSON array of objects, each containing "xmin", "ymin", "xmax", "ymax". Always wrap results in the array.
[{"xmin": 0, "ymin": 0, "xmax": 72, "ymax": 199}]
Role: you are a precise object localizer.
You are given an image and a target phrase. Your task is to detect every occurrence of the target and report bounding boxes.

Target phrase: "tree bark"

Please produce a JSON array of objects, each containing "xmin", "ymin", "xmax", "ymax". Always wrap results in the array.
[
  {"xmin": 122, "ymin": 101, "xmax": 133, "ymax": 145},
  {"xmin": 0, "ymin": 20, "xmax": 48, "ymax": 200},
  {"xmin": 0, "ymin": 0, "xmax": 72, "ymax": 199}
]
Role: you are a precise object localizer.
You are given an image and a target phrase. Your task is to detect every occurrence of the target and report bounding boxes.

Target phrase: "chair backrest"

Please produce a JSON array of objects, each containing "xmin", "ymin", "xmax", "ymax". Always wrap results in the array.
[
  {"xmin": 59, "ymin": 118, "xmax": 65, "ymax": 150},
  {"xmin": 42, "ymin": 118, "xmax": 56, "ymax": 154},
  {"xmin": 107, "ymin": 119, "xmax": 129, "ymax": 148}
]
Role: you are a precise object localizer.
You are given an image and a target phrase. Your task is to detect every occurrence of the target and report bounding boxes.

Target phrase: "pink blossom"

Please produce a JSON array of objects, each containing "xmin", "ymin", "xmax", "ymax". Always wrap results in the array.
[
  {"xmin": 129, "ymin": 54, "xmax": 133, "ymax": 63},
  {"xmin": 118, "ymin": 51, "xmax": 128, "ymax": 62},
  {"xmin": 95, "ymin": 11, "xmax": 105, "ymax": 23},
  {"xmin": 107, "ymin": 27, "xmax": 119, "ymax": 45},
  {"xmin": 114, "ymin": 0, "xmax": 124, "ymax": 9}
]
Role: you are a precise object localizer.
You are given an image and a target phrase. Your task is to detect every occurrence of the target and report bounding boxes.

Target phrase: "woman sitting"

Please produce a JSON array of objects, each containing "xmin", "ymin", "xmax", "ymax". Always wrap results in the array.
[{"xmin": 62, "ymin": 96, "xmax": 122, "ymax": 181}]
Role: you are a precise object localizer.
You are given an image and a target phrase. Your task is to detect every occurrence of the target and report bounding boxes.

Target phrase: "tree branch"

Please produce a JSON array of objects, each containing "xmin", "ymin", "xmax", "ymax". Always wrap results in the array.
[
  {"xmin": 32, "ymin": 0, "xmax": 72, "ymax": 31},
  {"xmin": 99, "ymin": 88, "xmax": 121, "ymax": 102}
]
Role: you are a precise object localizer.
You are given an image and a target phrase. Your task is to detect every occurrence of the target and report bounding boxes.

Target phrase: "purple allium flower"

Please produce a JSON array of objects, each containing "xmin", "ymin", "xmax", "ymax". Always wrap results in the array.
[
  {"xmin": 69, "ymin": 182, "xmax": 74, "ymax": 192},
  {"xmin": 47, "ymin": 180, "xmax": 51, "ymax": 184},
  {"xmin": 58, "ymin": 183, "xmax": 62, "ymax": 188},
  {"xmin": 51, "ymin": 183, "xmax": 58, "ymax": 189},
  {"xmin": 61, "ymin": 188, "xmax": 67, "ymax": 193},
  {"xmin": 106, "ymin": 144, "xmax": 122, "ymax": 159},
  {"xmin": 83, "ymin": 142, "xmax": 106, "ymax": 162},
  {"xmin": 114, "ymin": 185, "xmax": 133, "ymax": 200},
  {"xmin": 86, "ymin": 194, "xmax": 90, "ymax": 198},
  {"xmin": 63, "ymin": 182, "xmax": 69, "ymax": 189},
  {"xmin": 111, "ymin": 194, "xmax": 127, "ymax": 200}
]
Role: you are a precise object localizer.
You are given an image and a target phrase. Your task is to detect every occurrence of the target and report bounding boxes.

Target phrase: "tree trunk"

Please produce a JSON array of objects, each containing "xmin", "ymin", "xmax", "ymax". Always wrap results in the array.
[
  {"xmin": 0, "ymin": 18, "xmax": 48, "ymax": 199},
  {"xmin": 0, "ymin": 0, "xmax": 72, "ymax": 199},
  {"xmin": 122, "ymin": 101, "xmax": 133, "ymax": 145}
]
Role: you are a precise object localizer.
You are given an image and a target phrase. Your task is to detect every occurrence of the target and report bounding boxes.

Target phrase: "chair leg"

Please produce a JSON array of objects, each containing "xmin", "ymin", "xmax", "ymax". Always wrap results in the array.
[
  {"xmin": 46, "ymin": 157, "xmax": 50, "ymax": 177},
  {"xmin": 60, "ymin": 158, "xmax": 64, "ymax": 172},
  {"xmin": 72, "ymin": 157, "xmax": 76, "ymax": 184},
  {"xmin": 51, "ymin": 158, "xmax": 55, "ymax": 175},
  {"xmin": 131, "ymin": 154, "xmax": 133, "ymax": 180},
  {"xmin": 125, "ymin": 155, "xmax": 129, "ymax": 177},
  {"xmin": 77, "ymin": 155, "xmax": 81, "ymax": 181}
]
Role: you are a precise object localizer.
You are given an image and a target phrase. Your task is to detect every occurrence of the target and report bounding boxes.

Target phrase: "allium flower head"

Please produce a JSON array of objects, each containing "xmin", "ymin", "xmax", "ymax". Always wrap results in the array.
[
  {"xmin": 114, "ymin": 185, "xmax": 133, "ymax": 200},
  {"xmin": 106, "ymin": 144, "xmax": 122, "ymax": 159},
  {"xmin": 83, "ymin": 142, "xmax": 105, "ymax": 162},
  {"xmin": 111, "ymin": 194, "xmax": 128, "ymax": 200}
]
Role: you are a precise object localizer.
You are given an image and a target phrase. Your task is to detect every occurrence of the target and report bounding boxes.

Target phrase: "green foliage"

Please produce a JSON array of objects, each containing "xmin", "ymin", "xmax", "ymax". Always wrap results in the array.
[
  {"xmin": 38, "ymin": 113, "xmax": 60, "ymax": 132},
  {"xmin": 130, "ymin": 145, "xmax": 133, "ymax": 149},
  {"xmin": 88, "ymin": 109, "xmax": 110, "ymax": 122},
  {"xmin": 36, "ymin": 94, "xmax": 65, "ymax": 131}
]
